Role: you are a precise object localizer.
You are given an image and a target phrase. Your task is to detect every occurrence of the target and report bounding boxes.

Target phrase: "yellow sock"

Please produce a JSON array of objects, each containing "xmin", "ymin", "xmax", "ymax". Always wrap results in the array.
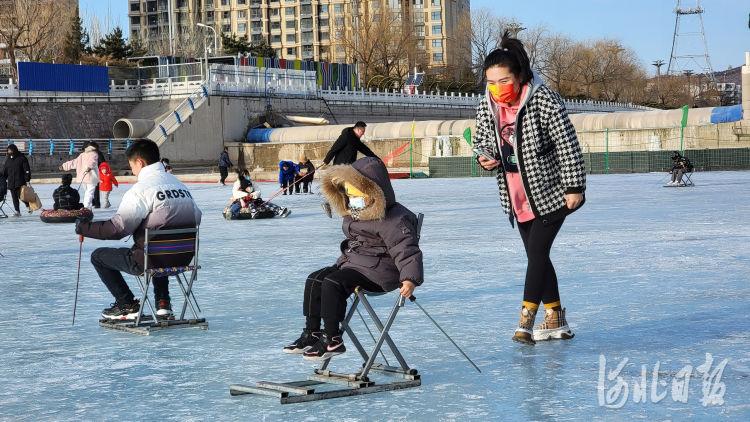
[
  {"xmin": 522, "ymin": 301, "xmax": 539, "ymax": 311},
  {"xmin": 544, "ymin": 301, "xmax": 561, "ymax": 310}
]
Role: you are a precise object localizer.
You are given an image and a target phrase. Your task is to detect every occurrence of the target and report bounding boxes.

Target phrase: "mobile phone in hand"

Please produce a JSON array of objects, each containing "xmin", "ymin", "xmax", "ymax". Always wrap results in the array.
[{"xmin": 473, "ymin": 148, "xmax": 496, "ymax": 161}]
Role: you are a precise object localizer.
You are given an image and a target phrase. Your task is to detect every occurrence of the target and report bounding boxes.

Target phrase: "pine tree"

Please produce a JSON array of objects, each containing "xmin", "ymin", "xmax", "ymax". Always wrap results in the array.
[
  {"xmin": 62, "ymin": 7, "xmax": 90, "ymax": 63},
  {"xmin": 221, "ymin": 34, "xmax": 277, "ymax": 58},
  {"xmin": 92, "ymin": 27, "xmax": 129, "ymax": 60}
]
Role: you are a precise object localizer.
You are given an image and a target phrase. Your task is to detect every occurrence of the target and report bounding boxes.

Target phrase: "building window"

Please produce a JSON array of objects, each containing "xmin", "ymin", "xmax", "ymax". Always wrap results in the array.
[
  {"xmin": 286, "ymin": 20, "xmax": 296, "ymax": 29},
  {"xmin": 251, "ymin": 34, "xmax": 262, "ymax": 43},
  {"xmin": 237, "ymin": 0, "xmax": 246, "ymax": 4},
  {"xmin": 416, "ymin": 39, "xmax": 424, "ymax": 49},
  {"xmin": 336, "ymin": 45, "xmax": 344, "ymax": 54},
  {"xmin": 372, "ymin": 1, "xmax": 380, "ymax": 9},
  {"xmin": 285, "ymin": 7, "xmax": 295, "ymax": 16},
  {"xmin": 130, "ymin": 3, "xmax": 140, "ymax": 12},
  {"xmin": 335, "ymin": 17, "xmax": 344, "ymax": 27},
  {"xmin": 271, "ymin": 21, "xmax": 281, "ymax": 29},
  {"xmin": 222, "ymin": 24, "xmax": 231, "ymax": 32},
  {"xmin": 413, "ymin": 0, "xmax": 423, "ymax": 8},
  {"xmin": 131, "ymin": 16, "xmax": 140, "ymax": 25},
  {"xmin": 319, "ymin": 31, "xmax": 329, "ymax": 41},
  {"xmin": 318, "ymin": 17, "xmax": 329, "ymax": 27},
  {"xmin": 206, "ymin": 11, "xmax": 214, "ymax": 21},
  {"xmin": 388, "ymin": 0, "xmax": 400, "ymax": 8},
  {"xmin": 431, "ymin": 24, "xmax": 441, "ymax": 35},
  {"xmin": 432, "ymin": 39, "xmax": 442, "ymax": 48},
  {"xmin": 177, "ymin": 0, "xmax": 186, "ymax": 8},
  {"xmin": 433, "ymin": 52, "xmax": 443, "ymax": 62},
  {"xmin": 431, "ymin": 0, "xmax": 440, "ymax": 6},
  {"xmin": 287, "ymin": 47, "xmax": 296, "ymax": 56},
  {"xmin": 250, "ymin": 9, "xmax": 262, "ymax": 18},
  {"xmin": 286, "ymin": 34, "xmax": 297, "ymax": 42},
  {"xmin": 238, "ymin": 22, "xmax": 247, "ymax": 32},
  {"xmin": 251, "ymin": 20, "xmax": 263, "ymax": 29},
  {"xmin": 414, "ymin": 12, "xmax": 424, "ymax": 23},
  {"xmin": 205, "ymin": 0, "xmax": 213, "ymax": 6},
  {"xmin": 301, "ymin": 17, "xmax": 313, "ymax": 30},
  {"xmin": 269, "ymin": 8, "xmax": 280, "ymax": 17},
  {"xmin": 272, "ymin": 34, "xmax": 281, "ymax": 43},
  {"xmin": 431, "ymin": 11, "xmax": 441, "ymax": 21},
  {"xmin": 334, "ymin": 4, "xmax": 343, "ymax": 13},
  {"xmin": 415, "ymin": 26, "xmax": 424, "ymax": 37},
  {"xmin": 318, "ymin": 4, "xmax": 328, "ymax": 14},
  {"xmin": 237, "ymin": 10, "xmax": 246, "ymax": 19},
  {"xmin": 301, "ymin": 4, "xmax": 312, "ymax": 14},
  {"xmin": 222, "ymin": 11, "xmax": 230, "ymax": 19},
  {"xmin": 221, "ymin": 0, "xmax": 229, "ymax": 6}
]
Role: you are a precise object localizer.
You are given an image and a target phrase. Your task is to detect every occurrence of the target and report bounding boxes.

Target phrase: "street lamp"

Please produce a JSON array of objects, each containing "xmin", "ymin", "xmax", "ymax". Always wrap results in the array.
[{"xmin": 196, "ymin": 23, "xmax": 217, "ymax": 80}]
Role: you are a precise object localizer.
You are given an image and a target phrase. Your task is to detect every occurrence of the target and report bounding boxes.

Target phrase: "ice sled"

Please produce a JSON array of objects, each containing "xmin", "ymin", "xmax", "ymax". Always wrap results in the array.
[{"xmin": 40, "ymin": 208, "xmax": 94, "ymax": 223}]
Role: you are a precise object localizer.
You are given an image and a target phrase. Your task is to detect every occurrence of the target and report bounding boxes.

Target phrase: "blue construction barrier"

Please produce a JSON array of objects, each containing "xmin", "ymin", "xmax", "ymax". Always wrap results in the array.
[
  {"xmin": 18, "ymin": 62, "xmax": 109, "ymax": 93},
  {"xmin": 710, "ymin": 104, "xmax": 743, "ymax": 124}
]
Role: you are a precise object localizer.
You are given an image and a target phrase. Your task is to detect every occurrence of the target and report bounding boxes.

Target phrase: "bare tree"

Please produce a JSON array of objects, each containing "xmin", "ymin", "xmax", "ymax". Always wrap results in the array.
[
  {"xmin": 0, "ymin": 0, "xmax": 69, "ymax": 79},
  {"xmin": 519, "ymin": 25, "xmax": 548, "ymax": 70},
  {"xmin": 537, "ymin": 34, "xmax": 579, "ymax": 96}
]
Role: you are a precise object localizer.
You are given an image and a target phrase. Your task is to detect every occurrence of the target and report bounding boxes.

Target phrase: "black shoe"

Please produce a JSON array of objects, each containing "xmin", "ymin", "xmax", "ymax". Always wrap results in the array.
[
  {"xmin": 101, "ymin": 300, "xmax": 140, "ymax": 320},
  {"xmin": 321, "ymin": 202, "xmax": 332, "ymax": 218},
  {"xmin": 303, "ymin": 334, "xmax": 346, "ymax": 361},
  {"xmin": 280, "ymin": 208, "xmax": 291, "ymax": 218},
  {"xmin": 283, "ymin": 329, "xmax": 322, "ymax": 354},
  {"xmin": 156, "ymin": 299, "xmax": 174, "ymax": 319}
]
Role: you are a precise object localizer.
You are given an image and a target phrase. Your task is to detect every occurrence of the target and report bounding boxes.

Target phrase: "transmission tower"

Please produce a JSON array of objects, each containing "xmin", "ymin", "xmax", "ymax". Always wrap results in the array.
[{"xmin": 667, "ymin": 0, "xmax": 715, "ymax": 85}]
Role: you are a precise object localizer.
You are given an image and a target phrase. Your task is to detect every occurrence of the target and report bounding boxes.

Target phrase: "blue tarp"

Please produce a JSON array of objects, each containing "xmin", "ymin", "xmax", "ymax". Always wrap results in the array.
[
  {"xmin": 18, "ymin": 62, "xmax": 109, "ymax": 93},
  {"xmin": 245, "ymin": 128, "xmax": 274, "ymax": 143},
  {"xmin": 710, "ymin": 104, "xmax": 743, "ymax": 124}
]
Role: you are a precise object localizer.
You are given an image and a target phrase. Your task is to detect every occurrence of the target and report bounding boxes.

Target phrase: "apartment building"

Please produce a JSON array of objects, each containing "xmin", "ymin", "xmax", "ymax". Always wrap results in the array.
[{"xmin": 128, "ymin": 0, "xmax": 470, "ymax": 77}]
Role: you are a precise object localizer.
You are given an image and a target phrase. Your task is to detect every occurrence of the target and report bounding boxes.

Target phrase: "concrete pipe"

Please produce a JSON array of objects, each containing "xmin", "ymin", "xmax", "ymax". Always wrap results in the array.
[{"xmin": 113, "ymin": 118, "xmax": 155, "ymax": 139}]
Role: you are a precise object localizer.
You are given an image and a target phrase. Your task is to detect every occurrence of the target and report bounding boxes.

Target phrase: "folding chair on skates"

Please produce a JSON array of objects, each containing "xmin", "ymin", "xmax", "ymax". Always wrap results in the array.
[
  {"xmin": 0, "ymin": 175, "xmax": 9, "ymax": 218},
  {"xmin": 230, "ymin": 213, "xmax": 425, "ymax": 404},
  {"xmin": 99, "ymin": 228, "xmax": 208, "ymax": 335}
]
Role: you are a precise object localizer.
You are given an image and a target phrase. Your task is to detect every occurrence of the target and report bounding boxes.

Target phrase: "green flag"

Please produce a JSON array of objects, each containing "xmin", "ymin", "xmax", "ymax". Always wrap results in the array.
[
  {"xmin": 463, "ymin": 127, "xmax": 472, "ymax": 145},
  {"xmin": 681, "ymin": 105, "xmax": 689, "ymax": 128}
]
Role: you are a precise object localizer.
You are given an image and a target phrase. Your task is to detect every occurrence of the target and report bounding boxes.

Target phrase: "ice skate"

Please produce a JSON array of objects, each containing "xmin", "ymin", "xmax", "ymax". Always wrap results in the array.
[{"xmin": 533, "ymin": 308, "xmax": 574, "ymax": 341}]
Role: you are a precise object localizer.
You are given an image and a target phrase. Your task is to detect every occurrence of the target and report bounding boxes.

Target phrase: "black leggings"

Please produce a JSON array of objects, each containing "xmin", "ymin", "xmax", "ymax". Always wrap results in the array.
[
  {"xmin": 518, "ymin": 217, "xmax": 565, "ymax": 306},
  {"xmin": 303, "ymin": 266, "xmax": 385, "ymax": 337}
]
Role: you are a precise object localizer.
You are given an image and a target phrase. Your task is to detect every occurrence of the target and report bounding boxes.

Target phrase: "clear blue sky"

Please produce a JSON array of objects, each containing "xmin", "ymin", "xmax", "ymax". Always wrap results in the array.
[
  {"xmin": 471, "ymin": 0, "xmax": 749, "ymax": 74},
  {"xmin": 79, "ymin": 0, "xmax": 749, "ymax": 74}
]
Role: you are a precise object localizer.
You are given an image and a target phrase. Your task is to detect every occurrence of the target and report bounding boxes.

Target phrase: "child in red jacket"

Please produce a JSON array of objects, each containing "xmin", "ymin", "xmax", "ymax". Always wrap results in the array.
[{"xmin": 99, "ymin": 162, "xmax": 119, "ymax": 208}]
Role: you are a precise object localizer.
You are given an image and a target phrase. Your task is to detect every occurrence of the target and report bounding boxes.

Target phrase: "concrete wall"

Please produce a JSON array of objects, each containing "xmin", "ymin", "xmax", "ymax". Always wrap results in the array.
[{"xmin": 0, "ymin": 102, "xmax": 138, "ymax": 138}]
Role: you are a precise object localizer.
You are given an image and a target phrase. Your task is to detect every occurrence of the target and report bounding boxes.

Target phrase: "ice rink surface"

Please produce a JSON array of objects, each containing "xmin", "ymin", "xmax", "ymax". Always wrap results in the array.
[{"xmin": 1, "ymin": 171, "xmax": 749, "ymax": 421}]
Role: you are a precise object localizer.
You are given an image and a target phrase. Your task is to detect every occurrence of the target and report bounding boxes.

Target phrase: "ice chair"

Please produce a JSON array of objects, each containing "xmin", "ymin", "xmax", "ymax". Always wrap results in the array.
[
  {"xmin": 99, "ymin": 227, "xmax": 208, "ymax": 335},
  {"xmin": 0, "ymin": 175, "xmax": 8, "ymax": 218},
  {"xmin": 680, "ymin": 168, "xmax": 695, "ymax": 186},
  {"xmin": 230, "ymin": 213, "xmax": 424, "ymax": 403}
]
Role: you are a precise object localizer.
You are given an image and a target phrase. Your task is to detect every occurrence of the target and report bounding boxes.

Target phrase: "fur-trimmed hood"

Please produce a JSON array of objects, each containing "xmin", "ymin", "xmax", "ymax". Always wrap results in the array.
[{"xmin": 321, "ymin": 157, "xmax": 395, "ymax": 221}]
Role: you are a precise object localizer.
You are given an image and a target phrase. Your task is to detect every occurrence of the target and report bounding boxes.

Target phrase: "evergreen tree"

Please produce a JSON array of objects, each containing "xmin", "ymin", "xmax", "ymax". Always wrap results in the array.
[
  {"xmin": 221, "ymin": 34, "xmax": 277, "ymax": 58},
  {"xmin": 92, "ymin": 27, "xmax": 129, "ymax": 60},
  {"xmin": 127, "ymin": 38, "xmax": 148, "ymax": 58},
  {"xmin": 62, "ymin": 7, "xmax": 90, "ymax": 63}
]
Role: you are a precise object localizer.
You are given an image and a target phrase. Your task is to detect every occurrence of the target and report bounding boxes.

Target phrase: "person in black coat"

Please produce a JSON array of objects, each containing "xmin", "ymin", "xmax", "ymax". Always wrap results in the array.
[
  {"xmin": 295, "ymin": 154, "xmax": 315, "ymax": 194},
  {"xmin": 53, "ymin": 174, "xmax": 83, "ymax": 210},
  {"xmin": 322, "ymin": 121, "xmax": 377, "ymax": 166},
  {"xmin": 218, "ymin": 147, "xmax": 232, "ymax": 185},
  {"xmin": 2, "ymin": 144, "xmax": 31, "ymax": 216}
]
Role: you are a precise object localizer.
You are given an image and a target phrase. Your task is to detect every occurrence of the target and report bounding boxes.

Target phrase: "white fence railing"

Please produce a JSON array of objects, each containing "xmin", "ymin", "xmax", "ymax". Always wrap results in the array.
[{"xmin": 208, "ymin": 64, "xmax": 317, "ymax": 98}]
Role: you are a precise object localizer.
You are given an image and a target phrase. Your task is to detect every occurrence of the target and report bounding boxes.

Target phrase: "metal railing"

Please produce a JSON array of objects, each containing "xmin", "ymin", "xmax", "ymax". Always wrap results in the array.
[
  {"xmin": 2, "ymin": 138, "xmax": 132, "ymax": 156},
  {"xmin": 151, "ymin": 84, "xmax": 210, "ymax": 142}
]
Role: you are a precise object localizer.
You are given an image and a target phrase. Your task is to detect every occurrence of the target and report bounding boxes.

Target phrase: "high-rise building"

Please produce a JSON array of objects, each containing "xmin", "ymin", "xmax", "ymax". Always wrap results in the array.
[{"xmin": 128, "ymin": 0, "xmax": 470, "ymax": 79}]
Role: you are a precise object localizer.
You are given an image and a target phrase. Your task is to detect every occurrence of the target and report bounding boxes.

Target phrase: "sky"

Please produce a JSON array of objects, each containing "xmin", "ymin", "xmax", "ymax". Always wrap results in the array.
[{"xmin": 79, "ymin": 0, "xmax": 749, "ymax": 75}]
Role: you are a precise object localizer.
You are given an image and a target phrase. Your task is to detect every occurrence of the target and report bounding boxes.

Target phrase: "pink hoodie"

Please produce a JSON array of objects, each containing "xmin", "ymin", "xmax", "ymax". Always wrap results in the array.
[{"xmin": 61, "ymin": 146, "xmax": 99, "ymax": 183}]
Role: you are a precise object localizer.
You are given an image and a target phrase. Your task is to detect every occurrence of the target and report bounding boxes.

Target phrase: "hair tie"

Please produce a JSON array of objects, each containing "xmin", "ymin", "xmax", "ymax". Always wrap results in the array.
[{"xmin": 502, "ymin": 48, "xmax": 508, "ymax": 52}]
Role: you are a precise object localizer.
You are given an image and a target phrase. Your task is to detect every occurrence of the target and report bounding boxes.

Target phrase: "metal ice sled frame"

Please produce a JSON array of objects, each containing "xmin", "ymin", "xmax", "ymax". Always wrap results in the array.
[
  {"xmin": 230, "ymin": 213, "xmax": 424, "ymax": 403},
  {"xmin": 230, "ymin": 289, "xmax": 420, "ymax": 404},
  {"xmin": 99, "ymin": 228, "xmax": 208, "ymax": 335}
]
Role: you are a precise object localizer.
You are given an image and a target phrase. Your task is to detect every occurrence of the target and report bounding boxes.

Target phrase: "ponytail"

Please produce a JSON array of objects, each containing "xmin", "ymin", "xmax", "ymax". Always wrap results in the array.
[{"xmin": 483, "ymin": 30, "xmax": 533, "ymax": 85}]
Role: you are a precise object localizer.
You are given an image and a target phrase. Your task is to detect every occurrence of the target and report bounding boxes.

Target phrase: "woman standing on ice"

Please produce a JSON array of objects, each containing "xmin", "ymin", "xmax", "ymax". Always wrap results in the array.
[
  {"xmin": 473, "ymin": 32, "xmax": 586, "ymax": 345},
  {"xmin": 59, "ymin": 144, "xmax": 99, "ymax": 209}
]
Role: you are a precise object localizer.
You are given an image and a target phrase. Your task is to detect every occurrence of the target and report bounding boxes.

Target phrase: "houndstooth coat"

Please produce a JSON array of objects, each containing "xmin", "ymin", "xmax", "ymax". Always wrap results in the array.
[{"xmin": 474, "ymin": 78, "xmax": 586, "ymax": 226}]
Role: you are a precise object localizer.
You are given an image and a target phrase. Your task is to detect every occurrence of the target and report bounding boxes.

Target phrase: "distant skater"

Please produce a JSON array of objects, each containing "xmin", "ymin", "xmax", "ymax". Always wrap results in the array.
[
  {"xmin": 474, "ymin": 33, "xmax": 586, "ymax": 345},
  {"xmin": 218, "ymin": 147, "xmax": 232, "ymax": 185}
]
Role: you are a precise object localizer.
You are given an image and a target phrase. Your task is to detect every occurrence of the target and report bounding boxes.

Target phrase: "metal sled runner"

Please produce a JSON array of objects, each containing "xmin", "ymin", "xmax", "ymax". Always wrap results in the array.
[
  {"xmin": 230, "ymin": 289, "xmax": 420, "ymax": 404},
  {"xmin": 99, "ymin": 228, "xmax": 208, "ymax": 335}
]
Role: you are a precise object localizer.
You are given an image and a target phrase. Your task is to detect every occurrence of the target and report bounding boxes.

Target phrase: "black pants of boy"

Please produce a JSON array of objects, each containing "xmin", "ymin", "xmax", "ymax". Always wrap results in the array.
[
  {"xmin": 91, "ymin": 247, "xmax": 169, "ymax": 306},
  {"xmin": 303, "ymin": 266, "xmax": 385, "ymax": 337},
  {"xmin": 518, "ymin": 217, "xmax": 565, "ymax": 306},
  {"xmin": 219, "ymin": 166, "xmax": 229, "ymax": 184},
  {"xmin": 92, "ymin": 184, "xmax": 101, "ymax": 208},
  {"xmin": 281, "ymin": 179, "xmax": 294, "ymax": 194}
]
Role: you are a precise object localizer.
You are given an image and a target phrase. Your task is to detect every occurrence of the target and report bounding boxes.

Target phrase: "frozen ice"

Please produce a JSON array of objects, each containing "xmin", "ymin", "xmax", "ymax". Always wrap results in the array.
[{"xmin": 1, "ymin": 171, "xmax": 749, "ymax": 420}]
